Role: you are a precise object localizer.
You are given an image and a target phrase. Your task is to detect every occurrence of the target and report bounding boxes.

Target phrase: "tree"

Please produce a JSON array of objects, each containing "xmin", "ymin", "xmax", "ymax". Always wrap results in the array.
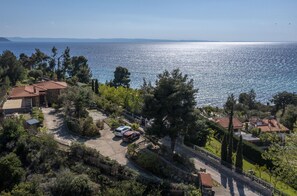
[
  {"xmin": 48, "ymin": 46, "xmax": 58, "ymax": 77},
  {"xmin": 271, "ymin": 91, "xmax": 297, "ymax": 116},
  {"xmin": 0, "ymin": 153, "xmax": 25, "ymax": 191},
  {"xmin": 226, "ymin": 94, "xmax": 235, "ymax": 166},
  {"xmin": 60, "ymin": 86, "xmax": 93, "ymax": 118},
  {"xmin": 0, "ymin": 50, "xmax": 25, "ymax": 85},
  {"xmin": 238, "ymin": 89, "xmax": 256, "ymax": 109},
  {"xmin": 0, "ymin": 118, "xmax": 26, "ymax": 151},
  {"xmin": 4, "ymin": 182, "xmax": 42, "ymax": 196},
  {"xmin": 142, "ymin": 69, "xmax": 198, "ymax": 152},
  {"xmin": 51, "ymin": 171, "xmax": 96, "ymax": 196},
  {"xmin": 262, "ymin": 134, "xmax": 297, "ymax": 189},
  {"xmin": 28, "ymin": 69, "xmax": 43, "ymax": 82},
  {"xmin": 95, "ymin": 79, "xmax": 99, "ymax": 94},
  {"xmin": 221, "ymin": 133, "xmax": 228, "ymax": 165},
  {"xmin": 30, "ymin": 49, "xmax": 49, "ymax": 73},
  {"xmin": 235, "ymin": 135, "xmax": 243, "ymax": 173},
  {"xmin": 63, "ymin": 47, "xmax": 72, "ymax": 76},
  {"xmin": 71, "ymin": 56, "xmax": 92, "ymax": 83},
  {"xmin": 112, "ymin": 66, "xmax": 131, "ymax": 88},
  {"xmin": 185, "ymin": 118, "xmax": 210, "ymax": 147},
  {"xmin": 280, "ymin": 105, "xmax": 297, "ymax": 131},
  {"xmin": 91, "ymin": 79, "xmax": 95, "ymax": 92}
]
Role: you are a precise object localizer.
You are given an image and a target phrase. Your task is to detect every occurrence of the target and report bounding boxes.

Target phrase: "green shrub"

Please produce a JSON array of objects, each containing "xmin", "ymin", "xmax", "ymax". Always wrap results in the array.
[
  {"xmin": 136, "ymin": 152, "xmax": 162, "ymax": 175},
  {"xmin": 32, "ymin": 107, "xmax": 44, "ymax": 122},
  {"xmin": 131, "ymin": 123, "xmax": 140, "ymax": 130},
  {"xmin": 96, "ymin": 120, "xmax": 104, "ymax": 130},
  {"xmin": 109, "ymin": 118, "xmax": 121, "ymax": 129},
  {"xmin": 0, "ymin": 153, "xmax": 25, "ymax": 190},
  {"xmin": 51, "ymin": 171, "xmax": 98, "ymax": 196},
  {"xmin": 66, "ymin": 117, "xmax": 100, "ymax": 137}
]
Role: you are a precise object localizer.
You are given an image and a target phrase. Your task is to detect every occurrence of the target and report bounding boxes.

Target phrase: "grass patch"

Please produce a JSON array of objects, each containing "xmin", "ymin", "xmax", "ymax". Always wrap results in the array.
[{"xmin": 204, "ymin": 137, "xmax": 297, "ymax": 196}]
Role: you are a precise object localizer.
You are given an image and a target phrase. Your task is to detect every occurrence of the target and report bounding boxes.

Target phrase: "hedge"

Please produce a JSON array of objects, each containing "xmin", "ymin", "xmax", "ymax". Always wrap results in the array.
[{"xmin": 206, "ymin": 120, "xmax": 272, "ymax": 167}]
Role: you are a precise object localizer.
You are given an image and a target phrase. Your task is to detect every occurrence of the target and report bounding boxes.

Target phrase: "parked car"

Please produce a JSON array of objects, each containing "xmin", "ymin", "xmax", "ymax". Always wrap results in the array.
[
  {"xmin": 114, "ymin": 125, "xmax": 131, "ymax": 137},
  {"xmin": 122, "ymin": 131, "xmax": 140, "ymax": 142}
]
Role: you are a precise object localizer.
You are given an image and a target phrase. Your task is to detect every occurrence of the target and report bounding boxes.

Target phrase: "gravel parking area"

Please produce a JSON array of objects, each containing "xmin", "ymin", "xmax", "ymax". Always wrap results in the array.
[{"xmin": 42, "ymin": 108, "xmax": 144, "ymax": 165}]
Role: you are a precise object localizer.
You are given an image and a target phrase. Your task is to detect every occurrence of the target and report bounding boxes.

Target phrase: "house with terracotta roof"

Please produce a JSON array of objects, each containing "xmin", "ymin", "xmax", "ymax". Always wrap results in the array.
[
  {"xmin": 213, "ymin": 117, "xmax": 243, "ymax": 132},
  {"xmin": 1, "ymin": 81, "xmax": 67, "ymax": 114},
  {"xmin": 249, "ymin": 117, "xmax": 289, "ymax": 133}
]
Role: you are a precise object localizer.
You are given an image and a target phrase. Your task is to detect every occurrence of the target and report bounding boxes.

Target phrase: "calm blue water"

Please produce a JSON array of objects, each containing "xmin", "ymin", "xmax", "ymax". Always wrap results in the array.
[{"xmin": 1, "ymin": 42, "xmax": 297, "ymax": 106}]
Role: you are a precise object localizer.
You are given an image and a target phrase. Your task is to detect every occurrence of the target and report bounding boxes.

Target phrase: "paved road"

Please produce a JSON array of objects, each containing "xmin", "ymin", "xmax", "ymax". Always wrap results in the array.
[{"xmin": 161, "ymin": 137, "xmax": 271, "ymax": 196}]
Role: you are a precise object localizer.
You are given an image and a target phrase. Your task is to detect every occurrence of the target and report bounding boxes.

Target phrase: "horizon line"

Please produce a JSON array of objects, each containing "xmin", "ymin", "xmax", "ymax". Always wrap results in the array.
[{"xmin": 2, "ymin": 36, "xmax": 297, "ymax": 43}]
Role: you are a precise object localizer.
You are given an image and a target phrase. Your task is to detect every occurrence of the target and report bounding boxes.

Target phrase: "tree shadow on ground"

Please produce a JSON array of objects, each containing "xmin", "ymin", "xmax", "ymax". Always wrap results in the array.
[{"xmin": 236, "ymin": 181, "xmax": 245, "ymax": 196}]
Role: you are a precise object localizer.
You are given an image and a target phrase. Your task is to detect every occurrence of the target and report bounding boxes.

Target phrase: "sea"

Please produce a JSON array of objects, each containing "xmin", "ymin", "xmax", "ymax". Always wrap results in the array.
[{"xmin": 1, "ymin": 42, "xmax": 297, "ymax": 106}]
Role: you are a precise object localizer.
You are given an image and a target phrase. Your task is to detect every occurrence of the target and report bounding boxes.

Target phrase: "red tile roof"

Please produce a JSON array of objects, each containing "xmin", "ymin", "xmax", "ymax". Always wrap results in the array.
[
  {"xmin": 9, "ymin": 81, "xmax": 67, "ymax": 99},
  {"xmin": 34, "ymin": 81, "xmax": 67, "ymax": 90},
  {"xmin": 199, "ymin": 173, "xmax": 213, "ymax": 188},
  {"xmin": 9, "ymin": 86, "xmax": 39, "ymax": 98},
  {"xmin": 214, "ymin": 117, "xmax": 243, "ymax": 130},
  {"xmin": 250, "ymin": 118, "xmax": 289, "ymax": 133}
]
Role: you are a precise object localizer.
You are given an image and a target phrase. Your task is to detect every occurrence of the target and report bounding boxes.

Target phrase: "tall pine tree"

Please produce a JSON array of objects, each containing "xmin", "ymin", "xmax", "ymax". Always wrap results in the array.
[{"xmin": 235, "ymin": 135, "xmax": 243, "ymax": 173}]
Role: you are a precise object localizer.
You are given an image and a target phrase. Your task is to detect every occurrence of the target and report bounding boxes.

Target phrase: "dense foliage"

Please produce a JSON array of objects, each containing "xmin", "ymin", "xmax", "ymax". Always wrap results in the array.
[
  {"xmin": 1, "ymin": 118, "xmax": 187, "ymax": 195},
  {"xmin": 112, "ymin": 66, "xmax": 131, "ymax": 88},
  {"xmin": 262, "ymin": 134, "xmax": 297, "ymax": 189},
  {"xmin": 142, "ymin": 69, "xmax": 198, "ymax": 152},
  {"xmin": 94, "ymin": 84, "xmax": 143, "ymax": 115},
  {"xmin": 0, "ymin": 47, "xmax": 92, "ymax": 89},
  {"xmin": 60, "ymin": 86, "xmax": 100, "ymax": 137}
]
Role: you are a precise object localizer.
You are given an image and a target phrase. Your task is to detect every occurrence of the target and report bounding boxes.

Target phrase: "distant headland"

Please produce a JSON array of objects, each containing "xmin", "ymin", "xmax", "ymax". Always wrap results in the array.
[
  {"xmin": 6, "ymin": 37, "xmax": 215, "ymax": 43},
  {"xmin": 0, "ymin": 37, "xmax": 10, "ymax": 42}
]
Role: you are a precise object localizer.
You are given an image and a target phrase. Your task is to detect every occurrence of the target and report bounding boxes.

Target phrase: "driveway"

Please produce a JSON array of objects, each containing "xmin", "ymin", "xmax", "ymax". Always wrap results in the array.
[{"xmin": 42, "ymin": 108, "xmax": 144, "ymax": 165}]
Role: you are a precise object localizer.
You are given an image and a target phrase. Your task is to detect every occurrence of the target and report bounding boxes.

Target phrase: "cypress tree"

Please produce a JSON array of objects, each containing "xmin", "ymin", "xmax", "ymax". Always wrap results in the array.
[
  {"xmin": 95, "ymin": 79, "xmax": 99, "ymax": 94},
  {"xmin": 226, "ymin": 94, "xmax": 235, "ymax": 167},
  {"xmin": 235, "ymin": 135, "xmax": 243, "ymax": 173},
  {"xmin": 91, "ymin": 79, "xmax": 95, "ymax": 92},
  {"xmin": 221, "ymin": 133, "xmax": 228, "ymax": 165}
]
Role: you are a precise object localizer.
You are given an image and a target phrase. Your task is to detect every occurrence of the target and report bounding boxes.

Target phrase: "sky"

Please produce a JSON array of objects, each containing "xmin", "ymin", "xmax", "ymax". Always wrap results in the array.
[{"xmin": 0, "ymin": 0, "xmax": 297, "ymax": 41}]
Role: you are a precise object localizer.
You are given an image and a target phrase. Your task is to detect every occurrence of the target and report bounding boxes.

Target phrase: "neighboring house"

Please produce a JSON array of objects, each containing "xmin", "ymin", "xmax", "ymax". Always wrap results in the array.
[
  {"xmin": 1, "ymin": 81, "xmax": 67, "ymax": 114},
  {"xmin": 213, "ymin": 117, "xmax": 243, "ymax": 132},
  {"xmin": 198, "ymin": 172, "xmax": 213, "ymax": 196},
  {"xmin": 249, "ymin": 117, "xmax": 289, "ymax": 133}
]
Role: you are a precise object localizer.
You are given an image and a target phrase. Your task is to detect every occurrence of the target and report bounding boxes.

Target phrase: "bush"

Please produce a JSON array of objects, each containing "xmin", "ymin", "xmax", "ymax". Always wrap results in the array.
[
  {"xmin": 109, "ymin": 118, "xmax": 121, "ymax": 129},
  {"xmin": 66, "ymin": 117, "xmax": 100, "ymax": 137},
  {"xmin": 51, "ymin": 171, "xmax": 98, "ymax": 196},
  {"xmin": 96, "ymin": 120, "xmax": 104, "ymax": 130},
  {"xmin": 131, "ymin": 123, "xmax": 140, "ymax": 130},
  {"xmin": 136, "ymin": 152, "xmax": 162, "ymax": 175},
  {"xmin": 32, "ymin": 107, "xmax": 44, "ymax": 122},
  {"xmin": 0, "ymin": 153, "xmax": 25, "ymax": 190}
]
